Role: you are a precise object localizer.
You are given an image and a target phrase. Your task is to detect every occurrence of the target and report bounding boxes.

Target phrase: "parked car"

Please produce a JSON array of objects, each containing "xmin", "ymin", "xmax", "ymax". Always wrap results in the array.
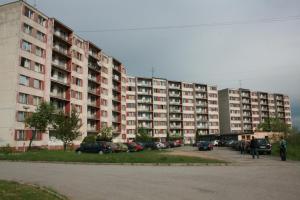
[
  {"xmin": 126, "ymin": 142, "xmax": 144, "ymax": 152},
  {"xmin": 256, "ymin": 138, "xmax": 272, "ymax": 154},
  {"xmin": 212, "ymin": 140, "xmax": 219, "ymax": 146},
  {"xmin": 75, "ymin": 142, "xmax": 111, "ymax": 154},
  {"xmin": 138, "ymin": 142, "xmax": 158, "ymax": 150},
  {"xmin": 197, "ymin": 141, "xmax": 213, "ymax": 151},
  {"xmin": 155, "ymin": 142, "xmax": 166, "ymax": 149},
  {"xmin": 105, "ymin": 142, "xmax": 119, "ymax": 153},
  {"xmin": 115, "ymin": 143, "xmax": 129, "ymax": 152}
]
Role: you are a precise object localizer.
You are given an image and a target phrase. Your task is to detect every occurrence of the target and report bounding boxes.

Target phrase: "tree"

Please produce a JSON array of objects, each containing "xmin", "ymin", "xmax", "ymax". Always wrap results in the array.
[
  {"xmin": 96, "ymin": 127, "xmax": 113, "ymax": 142},
  {"xmin": 52, "ymin": 109, "xmax": 82, "ymax": 151},
  {"xmin": 25, "ymin": 102, "xmax": 54, "ymax": 150},
  {"xmin": 258, "ymin": 117, "xmax": 291, "ymax": 136},
  {"xmin": 136, "ymin": 127, "xmax": 153, "ymax": 142}
]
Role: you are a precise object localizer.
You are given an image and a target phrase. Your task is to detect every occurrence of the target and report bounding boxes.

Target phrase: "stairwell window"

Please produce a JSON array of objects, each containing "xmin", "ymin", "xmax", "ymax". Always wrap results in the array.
[
  {"xmin": 24, "ymin": 7, "xmax": 34, "ymax": 19},
  {"xmin": 20, "ymin": 57, "xmax": 31, "ymax": 69},
  {"xmin": 23, "ymin": 23, "xmax": 33, "ymax": 35},
  {"xmin": 19, "ymin": 75, "xmax": 29, "ymax": 86},
  {"xmin": 19, "ymin": 93, "xmax": 29, "ymax": 104},
  {"xmin": 35, "ymin": 46, "xmax": 44, "ymax": 57},
  {"xmin": 36, "ymin": 31, "xmax": 46, "ymax": 42},
  {"xmin": 33, "ymin": 79, "xmax": 42, "ymax": 89},
  {"xmin": 34, "ymin": 63, "xmax": 43, "ymax": 73},
  {"xmin": 37, "ymin": 15, "xmax": 47, "ymax": 27},
  {"xmin": 21, "ymin": 40, "xmax": 32, "ymax": 52}
]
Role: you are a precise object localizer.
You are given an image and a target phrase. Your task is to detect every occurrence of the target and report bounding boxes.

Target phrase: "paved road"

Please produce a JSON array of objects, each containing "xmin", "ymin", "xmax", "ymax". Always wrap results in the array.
[{"xmin": 1, "ymin": 149, "xmax": 300, "ymax": 200}]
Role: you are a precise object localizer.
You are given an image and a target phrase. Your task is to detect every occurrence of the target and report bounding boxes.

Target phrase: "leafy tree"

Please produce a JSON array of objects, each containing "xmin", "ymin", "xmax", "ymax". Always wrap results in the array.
[
  {"xmin": 25, "ymin": 102, "xmax": 54, "ymax": 150},
  {"xmin": 52, "ymin": 109, "xmax": 82, "ymax": 151},
  {"xmin": 258, "ymin": 117, "xmax": 291, "ymax": 136},
  {"xmin": 136, "ymin": 127, "xmax": 153, "ymax": 142},
  {"xmin": 97, "ymin": 127, "xmax": 113, "ymax": 142}
]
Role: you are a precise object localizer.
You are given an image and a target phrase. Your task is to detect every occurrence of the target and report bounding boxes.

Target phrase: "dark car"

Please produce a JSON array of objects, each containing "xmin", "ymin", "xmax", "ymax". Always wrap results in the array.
[
  {"xmin": 198, "ymin": 141, "xmax": 213, "ymax": 151},
  {"xmin": 256, "ymin": 139, "xmax": 272, "ymax": 154},
  {"xmin": 126, "ymin": 142, "xmax": 144, "ymax": 152},
  {"xmin": 75, "ymin": 142, "xmax": 111, "ymax": 154}
]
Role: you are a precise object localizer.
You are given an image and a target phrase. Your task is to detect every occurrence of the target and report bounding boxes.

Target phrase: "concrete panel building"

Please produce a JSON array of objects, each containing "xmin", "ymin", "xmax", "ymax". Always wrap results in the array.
[
  {"xmin": 0, "ymin": 1, "xmax": 127, "ymax": 148},
  {"xmin": 218, "ymin": 88, "xmax": 292, "ymax": 135}
]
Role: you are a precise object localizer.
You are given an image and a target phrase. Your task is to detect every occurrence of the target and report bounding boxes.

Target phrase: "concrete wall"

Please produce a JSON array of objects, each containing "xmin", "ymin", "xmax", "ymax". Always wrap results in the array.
[
  {"xmin": 0, "ymin": 2, "xmax": 21, "ymax": 146},
  {"xmin": 218, "ymin": 89, "xmax": 231, "ymax": 134}
]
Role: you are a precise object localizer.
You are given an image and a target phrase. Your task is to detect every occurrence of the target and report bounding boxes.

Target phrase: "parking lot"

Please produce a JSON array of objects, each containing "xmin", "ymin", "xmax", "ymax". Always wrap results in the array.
[{"xmin": 167, "ymin": 145, "xmax": 298, "ymax": 166}]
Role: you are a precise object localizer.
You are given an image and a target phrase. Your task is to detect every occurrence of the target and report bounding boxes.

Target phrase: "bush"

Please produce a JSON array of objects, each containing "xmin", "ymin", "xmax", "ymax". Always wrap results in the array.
[
  {"xmin": 0, "ymin": 144, "xmax": 14, "ymax": 154},
  {"xmin": 82, "ymin": 135, "xmax": 96, "ymax": 143}
]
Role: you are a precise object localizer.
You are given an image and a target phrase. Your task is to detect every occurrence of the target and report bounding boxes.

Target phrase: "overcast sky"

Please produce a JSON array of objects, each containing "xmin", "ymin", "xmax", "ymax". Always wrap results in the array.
[{"xmin": 2, "ymin": 0, "xmax": 300, "ymax": 128}]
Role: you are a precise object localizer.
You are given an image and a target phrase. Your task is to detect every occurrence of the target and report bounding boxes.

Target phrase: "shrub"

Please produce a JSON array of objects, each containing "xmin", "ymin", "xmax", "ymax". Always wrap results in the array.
[
  {"xmin": 82, "ymin": 135, "xmax": 96, "ymax": 143},
  {"xmin": 0, "ymin": 144, "xmax": 14, "ymax": 154}
]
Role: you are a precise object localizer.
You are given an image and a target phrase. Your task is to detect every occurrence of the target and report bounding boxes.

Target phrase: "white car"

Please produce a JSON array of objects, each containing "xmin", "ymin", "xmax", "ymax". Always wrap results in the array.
[
  {"xmin": 155, "ymin": 142, "xmax": 166, "ymax": 149},
  {"xmin": 212, "ymin": 140, "xmax": 219, "ymax": 146}
]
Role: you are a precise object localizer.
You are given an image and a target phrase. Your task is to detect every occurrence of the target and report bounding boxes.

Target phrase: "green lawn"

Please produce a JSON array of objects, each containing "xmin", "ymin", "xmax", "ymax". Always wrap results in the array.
[
  {"xmin": 0, "ymin": 150, "xmax": 223, "ymax": 164},
  {"xmin": 0, "ymin": 180, "xmax": 67, "ymax": 200},
  {"xmin": 271, "ymin": 134, "xmax": 300, "ymax": 161}
]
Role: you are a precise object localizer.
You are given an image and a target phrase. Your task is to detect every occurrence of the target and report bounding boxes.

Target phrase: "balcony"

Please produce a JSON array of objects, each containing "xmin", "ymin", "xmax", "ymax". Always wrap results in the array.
[
  {"xmin": 88, "ymin": 63, "xmax": 101, "ymax": 71},
  {"xmin": 137, "ymin": 90, "xmax": 152, "ymax": 95},
  {"xmin": 87, "ymin": 114, "xmax": 98, "ymax": 120},
  {"xmin": 169, "ymin": 108, "xmax": 181, "ymax": 113},
  {"xmin": 170, "ymin": 124, "xmax": 182, "ymax": 129},
  {"xmin": 53, "ymin": 30, "xmax": 71, "ymax": 45},
  {"xmin": 197, "ymin": 124, "xmax": 209, "ymax": 129},
  {"xmin": 138, "ymin": 116, "xmax": 152, "ymax": 120},
  {"xmin": 50, "ymin": 92, "xmax": 67, "ymax": 101},
  {"xmin": 87, "ymin": 126, "xmax": 98, "ymax": 132},
  {"xmin": 51, "ymin": 76, "xmax": 69, "ymax": 86},
  {"xmin": 169, "ymin": 116, "xmax": 181, "ymax": 121},
  {"xmin": 138, "ymin": 107, "xmax": 152, "ymax": 112},
  {"xmin": 87, "ymin": 101, "xmax": 98, "ymax": 107},
  {"xmin": 89, "ymin": 51, "xmax": 100, "ymax": 60},
  {"xmin": 52, "ymin": 45, "xmax": 71, "ymax": 58},
  {"xmin": 52, "ymin": 60, "xmax": 69, "ymax": 72},
  {"xmin": 169, "ymin": 101, "xmax": 181, "ymax": 105},
  {"xmin": 112, "ymin": 107, "xmax": 121, "ymax": 113},
  {"xmin": 137, "ymin": 99, "xmax": 152, "ymax": 104},
  {"xmin": 138, "ymin": 124, "xmax": 152, "ymax": 129},
  {"xmin": 169, "ymin": 92, "xmax": 181, "ymax": 97},
  {"xmin": 196, "ymin": 102, "xmax": 207, "ymax": 107},
  {"xmin": 196, "ymin": 109, "xmax": 208, "ymax": 114},
  {"xmin": 88, "ymin": 88, "xmax": 100, "ymax": 96},
  {"xmin": 137, "ymin": 82, "xmax": 152, "ymax": 87},
  {"xmin": 195, "ymin": 94, "xmax": 207, "ymax": 99},
  {"xmin": 168, "ymin": 84, "xmax": 181, "ymax": 90},
  {"xmin": 112, "ymin": 117, "xmax": 120, "ymax": 123},
  {"xmin": 196, "ymin": 117, "xmax": 208, "ymax": 122}
]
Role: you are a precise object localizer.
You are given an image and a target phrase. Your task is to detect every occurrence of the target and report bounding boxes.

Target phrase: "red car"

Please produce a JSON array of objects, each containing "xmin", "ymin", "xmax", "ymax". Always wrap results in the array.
[{"xmin": 126, "ymin": 142, "xmax": 144, "ymax": 152}]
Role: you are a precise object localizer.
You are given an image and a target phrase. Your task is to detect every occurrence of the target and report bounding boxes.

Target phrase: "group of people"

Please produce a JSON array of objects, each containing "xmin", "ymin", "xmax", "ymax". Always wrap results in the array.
[{"xmin": 239, "ymin": 136, "xmax": 287, "ymax": 161}]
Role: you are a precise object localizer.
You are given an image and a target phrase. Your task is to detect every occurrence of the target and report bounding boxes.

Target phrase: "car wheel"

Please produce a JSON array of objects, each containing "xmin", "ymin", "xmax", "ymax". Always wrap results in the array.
[
  {"xmin": 77, "ymin": 151, "xmax": 82, "ymax": 155},
  {"xmin": 98, "ymin": 150, "xmax": 103, "ymax": 155}
]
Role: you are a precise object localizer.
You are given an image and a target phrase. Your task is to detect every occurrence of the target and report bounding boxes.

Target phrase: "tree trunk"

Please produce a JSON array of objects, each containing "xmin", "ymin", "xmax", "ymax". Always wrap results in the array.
[
  {"xmin": 28, "ymin": 130, "xmax": 36, "ymax": 151},
  {"xmin": 63, "ymin": 142, "xmax": 67, "ymax": 151}
]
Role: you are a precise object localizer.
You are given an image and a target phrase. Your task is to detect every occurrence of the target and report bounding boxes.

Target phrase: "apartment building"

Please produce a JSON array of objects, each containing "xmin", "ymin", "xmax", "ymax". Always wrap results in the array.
[
  {"xmin": 218, "ymin": 88, "xmax": 292, "ymax": 135},
  {"xmin": 0, "ymin": 1, "xmax": 127, "ymax": 148},
  {"xmin": 126, "ymin": 77, "xmax": 220, "ymax": 143}
]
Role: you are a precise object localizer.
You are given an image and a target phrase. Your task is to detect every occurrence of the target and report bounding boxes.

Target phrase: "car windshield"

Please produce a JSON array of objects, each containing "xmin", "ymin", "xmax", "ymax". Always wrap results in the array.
[
  {"xmin": 200, "ymin": 141, "xmax": 209, "ymax": 145},
  {"xmin": 257, "ymin": 139, "xmax": 267, "ymax": 145}
]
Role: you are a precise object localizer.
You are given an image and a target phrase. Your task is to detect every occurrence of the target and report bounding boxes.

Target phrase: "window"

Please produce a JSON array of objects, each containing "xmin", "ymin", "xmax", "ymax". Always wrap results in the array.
[
  {"xmin": 15, "ymin": 130, "xmax": 26, "ymax": 141},
  {"xmin": 72, "ymin": 77, "xmax": 82, "ymax": 86},
  {"xmin": 35, "ymin": 46, "xmax": 44, "ymax": 57},
  {"xmin": 71, "ymin": 90, "xmax": 82, "ymax": 100},
  {"xmin": 33, "ymin": 96, "xmax": 42, "ymax": 106},
  {"xmin": 20, "ymin": 57, "xmax": 31, "ymax": 69},
  {"xmin": 73, "ymin": 51, "xmax": 82, "ymax": 61},
  {"xmin": 19, "ymin": 93, "xmax": 29, "ymax": 104},
  {"xmin": 19, "ymin": 75, "xmax": 29, "ymax": 86},
  {"xmin": 33, "ymin": 79, "xmax": 42, "ymax": 89},
  {"xmin": 23, "ymin": 23, "xmax": 33, "ymax": 35},
  {"xmin": 21, "ymin": 40, "xmax": 32, "ymax": 52},
  {"xmin": 37, "ymin": 15, "xmax": 47, "ymax": 27},
  {"xmin": 72, "ymin": 104, "xmax": 82, "ymax": 113},
  {"xmin": 24, "ymin": 7, "xmax": 34, "ymax": 19},
  {"xmin": 72, "ymin": 64, "xmax": 82, "ymax": 73},
  {"xmin": 36, "ymin": 31, "xmax": 46, "ymax": 42},
  {"xmin": 34, "ymin": 63, "xmax": 43, "ymax": 73},
  {"xmin": 17, "ymin": 111, "xmax": 29, "ymax": 122}
]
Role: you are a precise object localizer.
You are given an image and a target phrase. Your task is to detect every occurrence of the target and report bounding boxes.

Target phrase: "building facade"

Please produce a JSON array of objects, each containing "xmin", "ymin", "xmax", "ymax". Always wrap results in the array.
[
  {"xmin": 218, "ymin": 88, "xmax": 292, "ymax": 135},
  {"xmin": 0, "ymin": 1, "xmax": 127, "ymax": 148},
  {"xmin": 126, "ymin": 77, "xmax": 220, "ymax": 144}
]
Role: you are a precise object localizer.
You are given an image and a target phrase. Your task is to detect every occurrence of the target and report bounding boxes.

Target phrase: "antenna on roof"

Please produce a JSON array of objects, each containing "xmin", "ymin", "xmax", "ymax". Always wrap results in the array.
[
  {"xmin": 238, "ymin": 80, "xmax": 242, "ymax": 88},
  {"xmin": 151, "ymin": 67, "xmax": 155, "ymax": 77},
  {"xmin": 33, "ymin": 0, "xmax": 37, "ymax": 8}
]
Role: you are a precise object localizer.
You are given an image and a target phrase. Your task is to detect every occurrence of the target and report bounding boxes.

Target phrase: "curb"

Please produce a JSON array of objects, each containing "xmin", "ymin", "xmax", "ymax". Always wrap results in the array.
[{"xmin": 0, "ymin": 160, "xmax": 229, "ymax": 166}]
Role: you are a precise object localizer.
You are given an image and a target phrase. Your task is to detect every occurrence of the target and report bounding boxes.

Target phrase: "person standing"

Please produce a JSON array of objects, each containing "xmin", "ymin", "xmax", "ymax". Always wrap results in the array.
[
  {"xmin": 250, "ymin": 136, "xmax": 259, "ymax": 159},
  {"xmin": 279, "ymin": 136, "xmax": 287, "ymax": 161},
  {"xmin": 240, "ymin": 139, "xmax": 245, "ymax": 154}
]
